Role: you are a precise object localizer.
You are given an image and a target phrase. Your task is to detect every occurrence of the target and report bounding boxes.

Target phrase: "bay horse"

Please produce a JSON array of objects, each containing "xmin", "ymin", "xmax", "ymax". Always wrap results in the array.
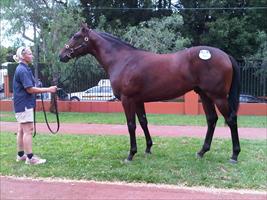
[{"xmin": 59, "ymin": 24, "xmax": 241, "ymax": 163}]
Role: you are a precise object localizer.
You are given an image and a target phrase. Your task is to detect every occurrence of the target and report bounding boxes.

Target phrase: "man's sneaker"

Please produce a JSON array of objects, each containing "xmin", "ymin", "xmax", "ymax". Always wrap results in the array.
[
  {"xmin": 25, "ymin": 155, "xmax": 46, "ymax": 165},
  {"xmin": 16, "ymin": 154, "xmax": 27, "ymax": 162}
]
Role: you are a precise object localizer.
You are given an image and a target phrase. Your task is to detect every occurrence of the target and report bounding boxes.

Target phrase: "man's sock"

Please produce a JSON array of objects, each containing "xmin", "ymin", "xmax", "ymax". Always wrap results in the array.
[
  {"xmin": 18, "ymin": 151, "xmax": 24, "ymax": 157},
  {"xmin": 27, "ymin": 153, "xmax": 33, "ymax": 159}
]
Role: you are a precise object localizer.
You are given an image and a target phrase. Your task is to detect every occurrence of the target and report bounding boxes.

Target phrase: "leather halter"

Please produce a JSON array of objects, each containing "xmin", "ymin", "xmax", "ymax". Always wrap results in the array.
[{"xmin": 64, "ymin": 29, "xmax": 91, "ymax": 58}]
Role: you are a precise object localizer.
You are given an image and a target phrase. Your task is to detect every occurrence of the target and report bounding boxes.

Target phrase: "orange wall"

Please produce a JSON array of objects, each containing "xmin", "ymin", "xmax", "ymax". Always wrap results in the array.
[{"xmin": 197, "ymin": 103, "xmax": 267, "ymax": 116}]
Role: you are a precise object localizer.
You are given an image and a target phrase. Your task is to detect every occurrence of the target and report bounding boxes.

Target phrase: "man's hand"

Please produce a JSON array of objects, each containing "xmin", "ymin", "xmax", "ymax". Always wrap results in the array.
[{"xmin": 48, "ymin": 86, "xmax": 57, "ymax": 93}]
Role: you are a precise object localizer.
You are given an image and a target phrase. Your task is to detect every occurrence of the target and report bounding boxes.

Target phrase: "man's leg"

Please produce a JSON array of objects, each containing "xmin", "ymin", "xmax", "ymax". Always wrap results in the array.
[
  {"xmin": 21, "ymin": 122, "xmax": 33, "ymax": 155},
  {"xmin": 16, "ymin": 123, "xmax": 26, "ymax": 161},
  {"xmin": 21, "ymin": 122, "xmax": 46, "ymax": 165},
  {"xmin": 17, "ymin": 123, "xmax": 24, "ymax": 152}
]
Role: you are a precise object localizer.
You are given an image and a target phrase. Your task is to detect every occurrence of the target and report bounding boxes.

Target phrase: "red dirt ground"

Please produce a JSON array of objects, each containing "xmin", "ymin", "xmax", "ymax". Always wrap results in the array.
[
  {"xmin": 1, "ymin": 121, "xmax": 266, "ymax": 200},
  {"xmin": 1, "ymin": 121, "xmax": 266, "ymax": 139},
  {"xmin": 1, "ymin": 176, "xmax": 266, "ymax": 200}
]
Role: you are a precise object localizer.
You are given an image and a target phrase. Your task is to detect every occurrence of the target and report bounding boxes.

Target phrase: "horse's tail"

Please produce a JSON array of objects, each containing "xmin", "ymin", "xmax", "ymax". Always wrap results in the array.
[{"xmin": 228, "ymin": 56, "xmax": 241, "ymax": 116}]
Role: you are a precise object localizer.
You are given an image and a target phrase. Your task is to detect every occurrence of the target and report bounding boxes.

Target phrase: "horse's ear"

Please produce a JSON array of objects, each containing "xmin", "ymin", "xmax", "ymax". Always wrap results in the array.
[
  {"xmin": 81, "ymin": 22, "xmax": 90, "ymax": 32},
  {"xmin": 81, "ymin": 22, "xmax": 88, "ymax": 28}
]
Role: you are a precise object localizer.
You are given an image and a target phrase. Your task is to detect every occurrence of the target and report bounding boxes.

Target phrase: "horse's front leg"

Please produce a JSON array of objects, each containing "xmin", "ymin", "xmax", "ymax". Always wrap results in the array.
[{"xmin": 121, "ymin": 97, "xmax": 137, "ymax": 161}]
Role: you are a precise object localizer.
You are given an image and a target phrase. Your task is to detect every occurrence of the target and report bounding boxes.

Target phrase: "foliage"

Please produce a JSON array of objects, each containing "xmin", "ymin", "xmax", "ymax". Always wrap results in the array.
[
  {"xmin": 80, "ymin": 0, "xmax": 173, "ymax": 28},
  {"xmin": 58, "ymin": 56, "xmax": 108, "ymax": 92},
  {"xmin": 175, "ymin": 0, "xmax": 267, "ymax": 59},
  {"xmin": 245, "ymin": 0, "xmax": 267, "ymax": 32},
  {"xmin": 0, "ymin": 46, "xmax": 14, "ymax": 65},
  {"xmin": 1, "ymin": 0, "xmax": 97, "ymax": 94},
  {"xmin": 40, "ymin": 6, "xmax": 85, "ymax": 85},
  {"xmin": 0, "ymin": 0, "xmax": 12, "ymax": 7},
  {"xmin": 1, "ymin": 132, "xmax": 266, "ymax": 189},
  {"xmin": 245, "ymin": 31, "xmax": 267, "ymax": 72},
  {"xmin": 1, "ymin": 1, "xmax": 85, "ymax": 83},
  {"xmin": 123, "ymin": 14, "xmax": 190, "ymax": 53},
  {"xmin": 201, "ymin": 16, "xmax": 260, "ymax": 59}
]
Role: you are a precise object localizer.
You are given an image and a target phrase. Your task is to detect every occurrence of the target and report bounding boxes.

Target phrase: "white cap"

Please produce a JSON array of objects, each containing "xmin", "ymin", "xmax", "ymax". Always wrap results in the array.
[{"xmin": 13, "ymin": 46, "xmax": 27, "ymax": 63}]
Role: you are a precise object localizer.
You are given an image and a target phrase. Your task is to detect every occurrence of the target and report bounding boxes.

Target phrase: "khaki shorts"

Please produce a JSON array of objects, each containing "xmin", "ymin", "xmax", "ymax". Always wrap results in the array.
[{"xmin": 15, "ymin": 107, "xmax": 34, "ymax": 123}]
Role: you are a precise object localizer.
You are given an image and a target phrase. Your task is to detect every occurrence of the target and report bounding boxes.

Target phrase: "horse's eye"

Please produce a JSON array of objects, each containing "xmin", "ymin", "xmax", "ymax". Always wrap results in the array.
[{"xmin": 73, "ymin": 35, "xmax": 80, "ymax": 40}]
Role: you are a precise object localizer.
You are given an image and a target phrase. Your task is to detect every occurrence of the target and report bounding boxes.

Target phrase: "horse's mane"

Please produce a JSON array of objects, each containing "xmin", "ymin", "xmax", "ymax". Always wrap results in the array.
[{"xmin": 99, "ymin": 32, "xmax": 138, "ymax": 50}]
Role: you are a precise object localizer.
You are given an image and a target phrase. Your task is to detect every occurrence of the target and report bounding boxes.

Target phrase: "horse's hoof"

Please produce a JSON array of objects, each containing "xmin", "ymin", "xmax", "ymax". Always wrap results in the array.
[
  {"xmin": 196, "ymin": 152, "xmax": 203, "ymax": 159},
  {"xmin": 123, "ymin": 158, "xmax": 132, "ymax": 164},
  {"xmin": 145, "ymin": 149, "xmax": 152, "ymax": 154},
  {"xmin": 144, "ymin": 151, "xmax": 152, "ymax": 157},
  {"xmin": 229, "ymin": 158, "xmax": 238, "ymax": 164}
]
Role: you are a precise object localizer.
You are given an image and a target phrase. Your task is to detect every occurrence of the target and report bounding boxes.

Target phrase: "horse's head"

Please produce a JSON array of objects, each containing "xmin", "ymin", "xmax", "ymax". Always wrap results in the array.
[{"xmin": 59, "ymin": 23, "xmax": 92, "ymax": 62}]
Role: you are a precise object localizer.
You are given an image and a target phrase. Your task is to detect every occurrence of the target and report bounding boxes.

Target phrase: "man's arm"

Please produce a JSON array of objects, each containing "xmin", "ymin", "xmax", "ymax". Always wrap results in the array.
[{"xmin": 26, "ymin": 86, "xmax": 57, "ymax": 94}]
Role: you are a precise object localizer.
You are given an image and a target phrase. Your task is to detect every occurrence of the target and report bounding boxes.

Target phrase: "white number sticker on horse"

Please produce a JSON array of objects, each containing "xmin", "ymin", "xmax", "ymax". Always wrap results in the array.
[{"xmin": 199, "ymin": 50, "xmax": 211, "ymax": 60}]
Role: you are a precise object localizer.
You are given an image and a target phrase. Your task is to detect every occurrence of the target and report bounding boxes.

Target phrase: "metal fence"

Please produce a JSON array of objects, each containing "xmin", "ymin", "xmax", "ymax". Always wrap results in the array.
[
  {"xmin": 238, "ymin": 60, "xmax": 266, "ymax": 97},
  {"xmin": 4, "ymin": 59, "xmax": 266, "ymax": 101}
]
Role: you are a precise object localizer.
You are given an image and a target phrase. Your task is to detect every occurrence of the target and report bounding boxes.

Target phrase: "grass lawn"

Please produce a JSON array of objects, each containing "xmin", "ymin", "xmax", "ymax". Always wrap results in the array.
[
  {"xmin": 0, "ymin": 132, "xmax": 266, "ymax": 190},
  {"xmin": 1, "ymin": 111, "xmax": 266, "ymax": 127}
]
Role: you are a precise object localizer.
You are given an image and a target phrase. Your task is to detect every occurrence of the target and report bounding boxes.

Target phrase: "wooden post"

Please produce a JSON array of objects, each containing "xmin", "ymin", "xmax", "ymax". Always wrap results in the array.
[
  {"xmin": 4, "ymin": 75, "xmax": 11, "ymax": 97},
  {"xmin": 184, "ymin": 90, "xmax": 199, "ymax": 115}
]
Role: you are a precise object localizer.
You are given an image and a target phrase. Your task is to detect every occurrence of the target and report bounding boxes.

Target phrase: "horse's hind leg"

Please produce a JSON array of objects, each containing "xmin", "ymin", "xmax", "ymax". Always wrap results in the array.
[
  {"xmin": 136, "ymin": 103, "xmax": 153, "ymax": 154},
  {"xmin": 214, "ymin": 98, "xmax": 241, "ymax": 163},
  {"xmin": 121, "ymin": 97, "xmax": 137, "ymax": 161},
  {"xmin": 197, "ymin": 91, "xmax": 218, "ymax": 158}
]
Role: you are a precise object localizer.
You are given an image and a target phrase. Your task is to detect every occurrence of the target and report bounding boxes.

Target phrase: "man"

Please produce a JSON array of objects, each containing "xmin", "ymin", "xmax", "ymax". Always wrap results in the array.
[{"xmin": 13, "ymin": 46, "xmax": 57, "ymax": 165}]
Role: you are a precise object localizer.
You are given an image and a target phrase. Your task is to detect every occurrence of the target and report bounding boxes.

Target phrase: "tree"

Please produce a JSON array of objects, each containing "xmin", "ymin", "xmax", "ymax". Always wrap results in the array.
[
  {"xmin": 40, "ymin": 5, "xmax": 85, "ymax": 82},
  {"xmin": 201, "ymin": 16, "xmax": 260, "ymax": 59},
  {"xmin": 0, "ymin": 46, "xmax": 14, "ymax": 65},
  {"xmin": 79, "ymin": 0, "xmax": 173, "ymax": 29},
  {"xmin": 1, "ymin": 0, "xmax": 85, "ymax": 111},
  {"xmin": 175, "ymin": 0, "xmax": 267, "ymax": 59},
  {"xmin": 122, "ymin": 13, "xmax": 190, "ymax": 53}
]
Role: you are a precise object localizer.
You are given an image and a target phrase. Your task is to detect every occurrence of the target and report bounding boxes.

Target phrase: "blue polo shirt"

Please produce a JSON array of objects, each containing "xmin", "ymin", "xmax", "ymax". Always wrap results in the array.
[{"xmin": 13, "ymin": 62, "xmax": 36, "ymax": 113}]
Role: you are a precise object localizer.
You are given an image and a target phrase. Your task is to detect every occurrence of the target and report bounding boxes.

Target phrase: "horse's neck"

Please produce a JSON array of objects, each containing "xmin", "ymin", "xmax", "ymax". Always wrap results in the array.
[
  {"xmin": 90, "ymin": 32, "xmax": 135, "ymax": 74},
  {"xmin": 90, "ymin": 32, "xmax": 122, "ymax": 73}
]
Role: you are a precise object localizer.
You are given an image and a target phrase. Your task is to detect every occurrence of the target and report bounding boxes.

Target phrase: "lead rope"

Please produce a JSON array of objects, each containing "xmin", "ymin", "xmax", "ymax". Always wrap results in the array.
[
  {"xmin": 33, "ymin": 58, "xmax": 78, "ymax": 137},
  {"xmin": 33, "ymin": 92, "xmax": 60, "ymax": 137},
  {"xmin": 33, "ymin": 107, "xmax": 36, "ymax": 137},
  {"xmin": 41, "ymin": 92, "xmax": 60, "ymax": 134}
]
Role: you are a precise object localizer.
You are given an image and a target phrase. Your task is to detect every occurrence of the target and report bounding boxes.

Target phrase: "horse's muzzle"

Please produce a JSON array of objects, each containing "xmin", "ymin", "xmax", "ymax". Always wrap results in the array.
[{"xmin": 59, "ymin": 55, "xmax": 69, "ymax": 63}]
